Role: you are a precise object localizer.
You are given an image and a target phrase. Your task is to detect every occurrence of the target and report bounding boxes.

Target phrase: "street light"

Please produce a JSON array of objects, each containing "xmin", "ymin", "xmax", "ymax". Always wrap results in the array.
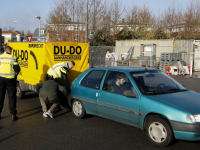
[
  {"xmin": 85, "ymin": 0, "xmax": 88, "ymax": 43},
  {"xmin": 35, "ymin": 16, "xmax": 41, "ymax": 37},
  {"xmin": 13, "ymin": 21, "xmax": 25, "ymax": 40}
]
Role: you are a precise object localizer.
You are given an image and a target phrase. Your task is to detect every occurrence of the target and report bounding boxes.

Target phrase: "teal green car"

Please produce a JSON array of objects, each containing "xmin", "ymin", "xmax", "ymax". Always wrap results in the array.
[{"xmin": 69, "ymin": 67, "xmax": 200, "ymax": 146}]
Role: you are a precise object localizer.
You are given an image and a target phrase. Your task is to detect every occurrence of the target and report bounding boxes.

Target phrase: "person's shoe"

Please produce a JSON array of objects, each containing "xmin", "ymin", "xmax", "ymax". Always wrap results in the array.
[
  {"xmin": 43, "ymin": 111, "xmax": 48, "ymax": 118},
  {"xmin": 46, "ymin": 110, "xmax": 53, "ymax": 118},
  {"xmin": 12, "ymin": 115, "xmax": 18, "ymax": 121}
]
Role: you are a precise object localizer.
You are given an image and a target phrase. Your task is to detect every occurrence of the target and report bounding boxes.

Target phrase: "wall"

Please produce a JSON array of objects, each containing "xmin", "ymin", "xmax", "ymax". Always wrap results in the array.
[{"xmin": 115, "ymin": 39, "xmax": 194, "ymax": 65}]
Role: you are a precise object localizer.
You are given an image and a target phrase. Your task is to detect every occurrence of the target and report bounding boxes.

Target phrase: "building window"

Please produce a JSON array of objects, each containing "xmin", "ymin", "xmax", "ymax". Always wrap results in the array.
[
  {"xmin": 40, "ymin": 30, "xmax": 45, "ymax": 35},
  {"xmin": 74, "ymin": 25, "xmax": 79, "ymax": 30}
]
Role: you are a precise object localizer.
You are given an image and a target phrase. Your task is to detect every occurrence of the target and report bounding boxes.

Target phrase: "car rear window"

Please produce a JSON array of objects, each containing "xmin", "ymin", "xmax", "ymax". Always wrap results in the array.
[{"xmin": 81, "ymin": 70, "xmax": 105, "ymax": 89}]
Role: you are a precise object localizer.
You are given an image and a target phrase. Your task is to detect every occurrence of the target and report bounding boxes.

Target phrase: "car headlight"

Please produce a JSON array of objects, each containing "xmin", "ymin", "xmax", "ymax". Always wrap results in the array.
[{"xmin": 186, "ymin": 114, "xmax": 200, "ymax": 122}]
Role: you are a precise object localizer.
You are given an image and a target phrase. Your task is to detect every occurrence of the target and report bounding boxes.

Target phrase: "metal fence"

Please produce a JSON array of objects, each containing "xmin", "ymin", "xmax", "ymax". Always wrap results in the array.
[
  {"xmin": 89, "ymin": 46, "xmax": 114, "ymax": 67},
  {"xmin": 89, "ymin": 46, "xmax": 198, "ymax": 73}
]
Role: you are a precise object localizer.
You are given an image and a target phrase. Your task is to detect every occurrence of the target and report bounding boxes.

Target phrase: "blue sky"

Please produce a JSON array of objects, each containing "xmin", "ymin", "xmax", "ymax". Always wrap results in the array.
[{"xmin": 0, "ymin": 0, "xmax": 194, "ymax": 34}]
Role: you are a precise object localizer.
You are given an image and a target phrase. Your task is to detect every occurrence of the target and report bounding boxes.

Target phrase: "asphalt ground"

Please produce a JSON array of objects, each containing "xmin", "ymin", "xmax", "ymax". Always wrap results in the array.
[{"xmin": 0, "ymin": 75, "xmax": 200, "ymax": 150}]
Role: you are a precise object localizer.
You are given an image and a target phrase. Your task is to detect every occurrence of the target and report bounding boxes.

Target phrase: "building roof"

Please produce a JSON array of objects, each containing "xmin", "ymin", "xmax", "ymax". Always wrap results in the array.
[
  {"xmin": 46, "ymin": 22, "xmax": 85, "ymax": 27},
  {"xmin": 116, "ymin": 22, "xmax": 152, "ymax": 26},
  {"xmin": 32, "ymin": 28, "xmax": 46, "ymax": 38},
  {"xmin": 2, "ymin": 30, "xmax": 23, "ymax": 35}
]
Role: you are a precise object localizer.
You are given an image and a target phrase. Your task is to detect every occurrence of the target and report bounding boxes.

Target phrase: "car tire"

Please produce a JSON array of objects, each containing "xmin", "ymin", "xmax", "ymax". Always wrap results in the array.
[
  {"xmin": 16, "ymin": 83, "xmax": 25, "ymax": 99},
  {"xmin": 72, "ymin": 99, "xmax": 86, "ymax": 119},
  {"xmin": 146, "ymin": 116, "xmax": 175, "ymax": 147}
]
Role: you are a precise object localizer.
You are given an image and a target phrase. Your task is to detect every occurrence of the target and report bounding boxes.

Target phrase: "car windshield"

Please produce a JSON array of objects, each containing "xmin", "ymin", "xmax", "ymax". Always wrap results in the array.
[{"xmin": 131, "ymin": 70, "xmax": 187, "ymax": 95}]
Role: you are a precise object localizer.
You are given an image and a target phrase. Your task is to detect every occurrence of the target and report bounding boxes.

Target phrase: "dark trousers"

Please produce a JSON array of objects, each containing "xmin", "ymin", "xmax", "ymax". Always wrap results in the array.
[
  {"xmin": 46, "ymin": 75, "xmax": 69, "ymax": 107},
  {"xmin": 0, "ymin": 77, "xmax": 17, "ymax": 115}
]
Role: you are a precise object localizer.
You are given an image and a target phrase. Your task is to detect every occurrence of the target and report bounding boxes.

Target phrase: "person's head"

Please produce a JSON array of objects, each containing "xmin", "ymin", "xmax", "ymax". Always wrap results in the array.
[
  {"xmin": 68, "ymin": 61, "xmax": 75, "ymax": 70},
  {"xmin": 116, "ymin": 73, "xmax": 125, "ymax": 86},
  {"xmin": 4, "ymin": 46, "xmax": 12, "ymax": 54}
]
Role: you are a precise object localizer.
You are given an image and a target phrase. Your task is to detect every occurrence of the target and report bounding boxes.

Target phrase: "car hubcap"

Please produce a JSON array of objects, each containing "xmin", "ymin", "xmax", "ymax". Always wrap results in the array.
[
  {"xmin": 149, "ymin": 122, "xmax": 167, "ymax": 143},
  {"xmin": 73, "ymin": 101, "xmax": 82, "ymax": 116}
]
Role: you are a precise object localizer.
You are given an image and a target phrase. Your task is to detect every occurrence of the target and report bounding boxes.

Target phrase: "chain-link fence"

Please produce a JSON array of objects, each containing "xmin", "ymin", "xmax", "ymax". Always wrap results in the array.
[{"xmin": 89, "ymin": 46, "xmax": 114, "ymax": 67}]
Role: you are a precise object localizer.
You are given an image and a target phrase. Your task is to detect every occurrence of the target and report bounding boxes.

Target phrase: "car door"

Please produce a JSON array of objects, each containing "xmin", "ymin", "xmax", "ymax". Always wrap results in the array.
[
  {"xmin": 97, "ymin": 71, "xmax": 140, "ymax": 127},
  {"xmin": 79, "ymin": 70, "xmax": 105, "ymax": 115}
]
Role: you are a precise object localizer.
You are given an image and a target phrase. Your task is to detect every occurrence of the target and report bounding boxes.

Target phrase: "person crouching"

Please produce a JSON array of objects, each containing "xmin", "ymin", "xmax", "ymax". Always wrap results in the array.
[{"xmin": 35, "ymin": 79, "xmax": 69, "ymax": 118}]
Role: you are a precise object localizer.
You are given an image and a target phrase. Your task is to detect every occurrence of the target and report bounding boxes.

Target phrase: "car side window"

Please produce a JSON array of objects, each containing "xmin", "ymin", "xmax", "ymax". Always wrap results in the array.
[
  {"xmin": 102, "ymin": 71, "xmax": 134, "ymax": 95},
  {"xmin": 81, "ymin": 70, "xmax": 105, "ymax": 89}
]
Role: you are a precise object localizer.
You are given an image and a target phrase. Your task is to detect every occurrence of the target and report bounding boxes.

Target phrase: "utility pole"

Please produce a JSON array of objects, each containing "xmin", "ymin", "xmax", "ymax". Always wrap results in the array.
[
  {"xmin": 93, "ymin": 0, "xmax": 95, "ymax": 34},
  {"xmin": 85, "ymin": 0, "xmax": 88, "ymax": 43},
  {"xmin": 35, "ymin": 16, "xmax": 41, "ymax": 37}
]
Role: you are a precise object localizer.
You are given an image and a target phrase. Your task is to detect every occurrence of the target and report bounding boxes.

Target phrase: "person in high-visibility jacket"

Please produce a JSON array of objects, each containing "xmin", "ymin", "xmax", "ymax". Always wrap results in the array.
[
  {"xmin": 46, "ymin": 61, "xmax": 75, "ymax": 110},
  {"xmin": 47, "ymin": 61, "xmax": 75, "ymax": 91},
  {"xmin": 0, "ymin": 46, "xmax": 21, "ymax": 121}
]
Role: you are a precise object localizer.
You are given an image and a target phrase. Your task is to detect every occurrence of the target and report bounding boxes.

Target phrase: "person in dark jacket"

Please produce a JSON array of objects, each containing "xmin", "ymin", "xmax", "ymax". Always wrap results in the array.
[
  {"xmin": 35, "ymin": 79, "xmax": 69, "ymax": 118},
  {"xmin": 110, "ymin": 73, "xmax": 129, "ymax": 94}
]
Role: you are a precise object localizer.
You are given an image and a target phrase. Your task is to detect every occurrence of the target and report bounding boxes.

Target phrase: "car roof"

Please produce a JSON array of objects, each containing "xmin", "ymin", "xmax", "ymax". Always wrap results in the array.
[{"xmin": 89, "ymin": 67, "xmax": 159, "ymax": 72}]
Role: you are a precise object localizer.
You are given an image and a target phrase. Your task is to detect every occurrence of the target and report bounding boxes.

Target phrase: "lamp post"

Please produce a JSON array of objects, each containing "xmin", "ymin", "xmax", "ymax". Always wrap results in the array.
[
  {"xmin": 85, "ymin": 0, "xmax": 88, "ymax": 43},
  {"xmin": 13, "ymin": 21, "xmax": 25, "ymax": 40},
  {"xmin": 35, "ymin": 16, "xmax": 41, "ymax": 37}
]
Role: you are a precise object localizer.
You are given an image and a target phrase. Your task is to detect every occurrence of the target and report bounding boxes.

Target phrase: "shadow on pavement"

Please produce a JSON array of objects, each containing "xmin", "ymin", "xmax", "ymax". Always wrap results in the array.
[
  {"xmin": 53, "ymin": 107, "xmax": 71, "ymax": 118},
  {"xmin": 17, "ymin": 106, "xmax": 41, "ymax": 115},
  {"xmin": 0, "ymin": 132, "xmax": 21, "ymax": 143},
  {"xmin": 0, "ymin": 107, "xmax": 41, "ymax": 119},
  {"xmin": 17, "ymin": 106, "xmax": 42, "ymax": 119},
  {"xmin": 21, "ymin": 92, "xmax": 39, "ymax": 99},
  {"xmin": 19, "ymin": 110, "xmax": 42, "ymax": 119}
]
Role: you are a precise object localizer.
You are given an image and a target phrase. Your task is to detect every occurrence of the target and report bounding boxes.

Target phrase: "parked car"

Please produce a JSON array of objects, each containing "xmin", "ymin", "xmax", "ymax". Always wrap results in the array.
[{"xmin": 69, "ymin": 67, "xmax": 200, "ymax": 146}]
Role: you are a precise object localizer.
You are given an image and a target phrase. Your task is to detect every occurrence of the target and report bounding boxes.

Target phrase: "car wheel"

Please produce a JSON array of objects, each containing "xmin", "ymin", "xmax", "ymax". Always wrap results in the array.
[
  {"xmin": 16, "ymin": 83, "xmax": 25, "ymax": 99},
  {"xmin": 72, "ymin": 100, "xmax": 86, "ymax": 119},
  {"xmin": 146, "ymin": 117, "xmax": 174, "ymax": 146}
]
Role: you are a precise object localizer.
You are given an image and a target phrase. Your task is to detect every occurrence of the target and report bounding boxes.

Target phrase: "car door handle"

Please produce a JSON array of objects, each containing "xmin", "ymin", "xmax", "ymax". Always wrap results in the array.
[{"xmin": 96, "ymin": 92, "xmax": 100, "ymax": 99}]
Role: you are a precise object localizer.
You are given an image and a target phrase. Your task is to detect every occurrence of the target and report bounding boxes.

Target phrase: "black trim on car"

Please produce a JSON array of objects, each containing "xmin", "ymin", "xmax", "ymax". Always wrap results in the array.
[
  {"xmin": 72, "ymin": 96, "xmax": 143, "ymax": 116},
  {"xmin": 170, "ymin": 120, "xmax": 200, "ymax": 132}
]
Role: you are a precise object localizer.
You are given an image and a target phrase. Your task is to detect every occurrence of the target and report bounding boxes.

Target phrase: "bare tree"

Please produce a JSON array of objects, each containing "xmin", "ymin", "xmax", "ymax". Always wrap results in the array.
[
  {"xmin": 3, "ymin": 26, "xmax": 15, "ymax": 32},
  {"xmin": 182, "ymin": 0, "xmax": 200, "ymax": 39},
  {"xmin": 126, "ymin": 5, "xmax": 140, "ymax": 32},
  {"xmin": 27, "ymin": 29, "xmax": 33, "ymax": 36},
  {"xmin": 157, "ymin": 1, "xmax": 184, "ymax": 39},
  {"xmin": 46, "ymin": 0, "xmax": 200, "ymax": 42}
]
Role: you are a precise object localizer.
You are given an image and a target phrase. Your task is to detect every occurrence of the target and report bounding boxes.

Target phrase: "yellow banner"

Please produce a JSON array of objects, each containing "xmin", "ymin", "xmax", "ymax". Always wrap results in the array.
[{"xmin": 7, "ymin": 42, "xmax": 89, "ymax": 85}]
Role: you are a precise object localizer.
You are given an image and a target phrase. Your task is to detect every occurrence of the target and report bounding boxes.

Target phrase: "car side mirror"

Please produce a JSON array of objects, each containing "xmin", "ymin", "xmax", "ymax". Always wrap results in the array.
[{"xmin": 123, "ymin": 90, "xmax": 137, "ymax": 98}]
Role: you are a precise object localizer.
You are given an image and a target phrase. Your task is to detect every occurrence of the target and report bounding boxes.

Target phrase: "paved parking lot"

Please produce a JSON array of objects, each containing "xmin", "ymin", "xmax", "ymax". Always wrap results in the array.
[{"xmin": 0, "ymin": 75, "xmax": 200, "ymax": 150}]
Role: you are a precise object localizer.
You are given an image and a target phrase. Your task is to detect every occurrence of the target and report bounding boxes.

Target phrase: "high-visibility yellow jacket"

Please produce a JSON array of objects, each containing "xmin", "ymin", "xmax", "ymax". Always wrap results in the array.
[
  {"xmin": 47, "ymin": 62, "xmax": 69, "ymax": 79},
  {"xmin": 0, "ymin": 53, "xmax": 19, "ymax": 78}
]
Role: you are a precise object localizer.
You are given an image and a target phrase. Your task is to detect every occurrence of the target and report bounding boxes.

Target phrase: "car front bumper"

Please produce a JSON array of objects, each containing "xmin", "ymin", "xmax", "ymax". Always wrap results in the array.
[
  {"xmin": 173, "ymin": 131, "xmax": 200, "ymax": 141},
  {"xmin": 170, "ymin": 120, "xmax": 200, "ymax": 141}
]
